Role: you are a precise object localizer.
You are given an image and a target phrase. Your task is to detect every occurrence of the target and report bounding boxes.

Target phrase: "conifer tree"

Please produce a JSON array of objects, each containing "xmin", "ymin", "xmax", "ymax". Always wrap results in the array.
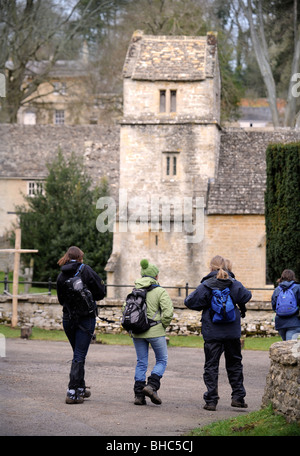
[
  {"xmin": 265, "ymin": 143, "xmax": 300, "ymax": 284},
  {"xmin": 15, "ymin": 150, "xmax": 112, "ymax": 283}
]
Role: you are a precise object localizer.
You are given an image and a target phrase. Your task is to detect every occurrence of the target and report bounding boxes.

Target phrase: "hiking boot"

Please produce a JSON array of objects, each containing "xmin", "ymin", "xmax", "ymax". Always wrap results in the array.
[
  {"xmin": 133, "ymin": 380, "xmax": 146, "ymax": 405},
  {"xmin": 65, "ymin": 389, "xmax": 84, "ymax": 404},
  {"xmin": 231, "ymin": 399, "xmax": 248, "ymax": 408},
  {"xmin": 134, "ymin": 395, "xmax": 146, "ymax": 405},
  {"xmin": 142, "ymin": 384, "xmax": 162, "ymax": 405},
  {"xmin": 78, "ymin": 387, "xmax": 91, "ymax": 399},
  {"xmin": 203, "ymin": 403, "xmax": 217, "ymax": 411}
]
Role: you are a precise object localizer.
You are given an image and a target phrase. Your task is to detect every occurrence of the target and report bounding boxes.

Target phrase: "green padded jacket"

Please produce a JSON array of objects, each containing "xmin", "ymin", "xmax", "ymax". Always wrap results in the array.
[{"xmin": 124, "ymin": 276, "xmax": 174, "ymax": 338}]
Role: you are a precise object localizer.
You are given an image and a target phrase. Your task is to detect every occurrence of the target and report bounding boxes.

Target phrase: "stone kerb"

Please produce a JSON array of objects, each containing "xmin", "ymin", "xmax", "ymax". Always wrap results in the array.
[
  {"xmin": 262, "ymin": 340, "xmax": 300, "ymax": 423},
  {"xmin": 0, "ymin": 294, "xmax": 278, "ymax": 336}
]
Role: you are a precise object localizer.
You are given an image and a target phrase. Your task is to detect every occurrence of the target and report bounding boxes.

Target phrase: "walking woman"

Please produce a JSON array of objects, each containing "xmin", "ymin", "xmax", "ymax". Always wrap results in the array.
[
  {"xmin": 128, "ymin": 259, "xmax": 173, "ymax": 406},
  {"xmin": 57, "ymin": 246, "xmax": 106, "ymax": 404},
  {"xmin": 184, "ymin": 255, "xmax": 251, "ymax": 411},
  {"xmin": 271, "ymin": 269, "xmax": 300, "ymax": 341}
]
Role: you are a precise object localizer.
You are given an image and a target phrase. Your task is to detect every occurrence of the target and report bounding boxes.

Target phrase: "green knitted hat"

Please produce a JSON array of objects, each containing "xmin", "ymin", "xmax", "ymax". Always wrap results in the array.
[{"xmin": 140, "ymin": 259, "xmax": 159, "ymax": 278}]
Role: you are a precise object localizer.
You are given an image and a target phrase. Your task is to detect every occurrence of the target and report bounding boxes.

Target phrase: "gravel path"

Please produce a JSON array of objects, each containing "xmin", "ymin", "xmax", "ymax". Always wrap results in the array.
[{"xmin": 0, "ymin": 338, "xmax": 270, "ymax": 437}]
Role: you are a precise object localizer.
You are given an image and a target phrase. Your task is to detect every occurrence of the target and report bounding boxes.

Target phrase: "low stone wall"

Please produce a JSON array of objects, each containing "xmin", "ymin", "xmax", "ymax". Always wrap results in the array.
[
  {"xmin": 0, "ymin": 295, "xmax": 278, "ymax": 337},
  {"xmin": 262, "ymin": 340, "xmax": 300, "ymax": 423}
]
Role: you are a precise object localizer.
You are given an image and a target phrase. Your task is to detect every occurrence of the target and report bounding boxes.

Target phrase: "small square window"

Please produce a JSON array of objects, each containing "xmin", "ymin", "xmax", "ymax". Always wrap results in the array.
[
  {"xmin": 163, "ymin": 152, "xmax": 179, "ymax": 180},
  {"xmin": 27, "ymin": 181, "xmax": 44, "ymax": 197},
  {"xmin": 159, "ymin": 89, "xmax": 177, "ymax": 113},
  {"xmin": 55, "ymin": 110, "xmax": 65, "ymax": 124}
]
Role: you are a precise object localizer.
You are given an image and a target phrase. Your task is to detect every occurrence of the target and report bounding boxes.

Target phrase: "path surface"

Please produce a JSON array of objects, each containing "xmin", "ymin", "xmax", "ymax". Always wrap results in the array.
[{"xmin": 0, "ymin": 338, "xmax": 270, "ymax": 436}]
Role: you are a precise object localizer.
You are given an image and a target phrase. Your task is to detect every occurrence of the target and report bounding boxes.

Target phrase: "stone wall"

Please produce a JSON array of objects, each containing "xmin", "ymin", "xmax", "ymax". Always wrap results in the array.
[
  {"xmin": 0, "ymin": 295, "xmax": 278, "ymax": 337},
  {"xmin": 262, "ymin": 340, "xmax": 300, "ymax": 423}
]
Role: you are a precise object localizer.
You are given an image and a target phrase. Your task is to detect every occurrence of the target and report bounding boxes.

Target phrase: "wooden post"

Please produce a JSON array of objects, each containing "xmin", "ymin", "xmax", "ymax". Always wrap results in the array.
[
  {"xmin": 12, "ymin": 228, "xmax": 21, "ymax": 327},
  {"xmin": 0, "ymin": 228, "xmax": 38, "ymax": 327}
]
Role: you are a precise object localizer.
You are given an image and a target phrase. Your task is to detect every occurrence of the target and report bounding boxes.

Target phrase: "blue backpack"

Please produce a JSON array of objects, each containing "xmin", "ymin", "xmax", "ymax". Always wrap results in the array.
[
  {"xmin": 211, "ymin": 288, "xmax": 236, "ymax": 324},
  {"xmin": 276, "ymin": 283, "xmax": 298, "ymax": 317}
]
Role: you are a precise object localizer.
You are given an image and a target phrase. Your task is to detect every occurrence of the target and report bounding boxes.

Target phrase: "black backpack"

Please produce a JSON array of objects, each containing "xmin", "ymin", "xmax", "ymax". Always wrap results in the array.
[
  {"xmin": 65, "ymin": 264, "xmax": 97, "ymax": 318},
  {"xmin": 122, "ymin": 285, "xmax": 161, "ymax": 334}
]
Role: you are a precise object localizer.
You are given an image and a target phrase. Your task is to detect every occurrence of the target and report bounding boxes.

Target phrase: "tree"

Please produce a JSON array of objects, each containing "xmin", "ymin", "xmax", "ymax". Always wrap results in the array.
[
  {"xmin": 237, "ymin": 0, "xmax": 300, "ymax": 127},
  {"xmin": 15, "ymin": 150, "xmax": 112, "ymax": 282},
  {"xmin": 0, "ymin": 0, "xmax": 111, "ymax": 122},
  {"xmin": 265, "ymin": 143, "xmax": 300, "ymax": 284},
  {"xmin": 95, "ymin": 0, "xmax": 244, "ymax": 120}
]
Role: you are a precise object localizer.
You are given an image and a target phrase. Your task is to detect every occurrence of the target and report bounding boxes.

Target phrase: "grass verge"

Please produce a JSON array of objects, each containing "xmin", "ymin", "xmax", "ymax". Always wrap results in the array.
[
  {"xmin": 0, "ymin": 271, "xmax": 56, "ymax": 295},
  {"xmin": 0, "ymin": 325, "xmax": 281, "ymax": 350},
  {"xmin": 188, "ymin": 403, "xmax": 300, "ymax": 436}
]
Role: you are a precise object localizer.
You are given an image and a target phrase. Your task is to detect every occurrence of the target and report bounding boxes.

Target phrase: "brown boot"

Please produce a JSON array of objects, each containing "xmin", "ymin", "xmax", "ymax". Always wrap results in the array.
[
  {"xmin": 142, "ymin": 384, "xmax": 162, "ymax": 405},
  {"xmin": 134, "ymin": 395, "xmax": 146, "ymax": 405}
]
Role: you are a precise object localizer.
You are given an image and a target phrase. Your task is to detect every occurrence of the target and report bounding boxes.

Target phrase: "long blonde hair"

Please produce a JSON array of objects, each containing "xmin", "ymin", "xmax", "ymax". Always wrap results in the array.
[{"xmin": 210, "ymin": 255, "xmax": 229, "ymax": 280}]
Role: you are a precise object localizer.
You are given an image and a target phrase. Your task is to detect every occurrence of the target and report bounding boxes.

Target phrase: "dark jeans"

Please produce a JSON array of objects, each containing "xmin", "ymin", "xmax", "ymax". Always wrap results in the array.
[
  {"xmin": 203, "ymin": 339, "xmax": 246, "ymax": 405},
  {"xmin": 63, "ymin": 316, "xmax": 96, "ymax": 363}
]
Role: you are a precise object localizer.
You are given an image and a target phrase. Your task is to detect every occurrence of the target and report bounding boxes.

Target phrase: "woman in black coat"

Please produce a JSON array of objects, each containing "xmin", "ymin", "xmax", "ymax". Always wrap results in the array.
[
  {"xmin": 184, "ymin": 255, "xmax": 252, "ymax": 411},
  {"xmin": 57, "ymin": 246, "xmax": 106, "ymax": 404}
]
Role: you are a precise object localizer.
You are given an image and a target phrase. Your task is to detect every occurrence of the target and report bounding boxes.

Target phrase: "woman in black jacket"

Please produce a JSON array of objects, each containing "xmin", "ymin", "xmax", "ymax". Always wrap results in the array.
[
  {"xmin": 184, "ymin": 255, "xmax": 252, "ymax": 411},
  {"xmin": 57, "ymin": 246, "xmax": 106, "ymax": 404}
]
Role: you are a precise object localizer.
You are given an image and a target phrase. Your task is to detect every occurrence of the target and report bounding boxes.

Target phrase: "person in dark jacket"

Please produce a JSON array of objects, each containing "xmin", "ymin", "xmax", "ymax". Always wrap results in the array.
[
  {"xmin": 184, "ymin": 255, "xmax": 252, "ymax": 411},
  {"xmin": 57, "ymin": 246, "xmax": 106, "ymax": 404},
  {"xmin": 271, "ymin": 269, "xmax": 300, "ymax": 341}
]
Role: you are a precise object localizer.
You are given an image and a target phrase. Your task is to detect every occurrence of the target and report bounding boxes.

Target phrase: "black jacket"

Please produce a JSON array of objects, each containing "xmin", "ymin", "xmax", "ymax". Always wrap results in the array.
[
  {"xmin": 184, "ymin": 271, "xmax": 252, "ymax": 341},
  {"xmin": 57, "ymin": 261, "xmax": 106, "ymax": 317}
]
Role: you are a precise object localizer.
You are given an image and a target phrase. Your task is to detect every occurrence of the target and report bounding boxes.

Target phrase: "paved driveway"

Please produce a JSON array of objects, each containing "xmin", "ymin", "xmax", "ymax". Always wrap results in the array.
[{"xmin": 0, "ymin": 338, "xmax": 270, "ymax": 436}]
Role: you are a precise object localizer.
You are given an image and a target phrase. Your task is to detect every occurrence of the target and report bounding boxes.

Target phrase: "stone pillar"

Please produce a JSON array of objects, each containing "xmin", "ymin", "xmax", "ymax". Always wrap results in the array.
[{"xmin": 262, "ymin": 339, "xmax": 300, "ymax": 423}]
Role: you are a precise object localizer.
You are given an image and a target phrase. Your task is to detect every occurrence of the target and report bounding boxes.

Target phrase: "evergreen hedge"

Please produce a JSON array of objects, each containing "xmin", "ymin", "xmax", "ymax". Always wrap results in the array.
[{"xmin": 265, "ymin": 143, "xmax": 300, "ymax": 284}]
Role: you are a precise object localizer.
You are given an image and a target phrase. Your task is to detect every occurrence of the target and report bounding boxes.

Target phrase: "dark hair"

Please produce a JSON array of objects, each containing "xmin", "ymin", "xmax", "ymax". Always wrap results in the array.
[
  {"xmin": 58, "ymin": 246, "xmax": 84, "ymax": 266},
  {"xmin": 278, "ymin": 269, "xmax": 296, "ymax": 283}
]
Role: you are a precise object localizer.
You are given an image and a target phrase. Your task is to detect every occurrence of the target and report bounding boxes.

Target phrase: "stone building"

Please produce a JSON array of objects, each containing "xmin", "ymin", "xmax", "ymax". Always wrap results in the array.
[
  {"xmin": 105, "ymin": 31, "xmax": 300, "ymax": 301},
  {"xmin": 16, "ymin": 43, "xmax": 122, "ymax": 126},
  {"xmin": 106, "ymin": 31, "xmax": 221, "ymax": 297}
]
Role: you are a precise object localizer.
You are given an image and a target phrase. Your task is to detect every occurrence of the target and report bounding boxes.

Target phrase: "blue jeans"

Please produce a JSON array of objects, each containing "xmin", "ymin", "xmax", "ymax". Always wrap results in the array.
[
  {"xmin": 133, "ymin": 336, "xmax": 168, "ymax": 382},
  {"xmin": 63, "ymin": 316, "xmax": 96, "ymax": 362},
  {"xmin": 278, "ymin": 327, "xmax": 300, "ymax": 341}
]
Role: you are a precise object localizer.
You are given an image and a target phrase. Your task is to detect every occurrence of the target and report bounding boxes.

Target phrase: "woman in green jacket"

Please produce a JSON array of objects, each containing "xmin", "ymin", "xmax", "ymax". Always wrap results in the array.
[{"xmin": 131, "ymin": 259, "xmax": 173, "ymax": 406}]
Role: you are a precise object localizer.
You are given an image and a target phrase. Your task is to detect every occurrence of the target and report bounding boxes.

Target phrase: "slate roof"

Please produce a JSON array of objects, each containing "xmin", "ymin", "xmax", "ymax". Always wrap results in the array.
[
  {"xmin": 207, "ymin": 128, "xmax": 300, "ymax": 215},
  {"xmin": 123, "ymin": 31, "xmax": 218, "ymax": 81}
]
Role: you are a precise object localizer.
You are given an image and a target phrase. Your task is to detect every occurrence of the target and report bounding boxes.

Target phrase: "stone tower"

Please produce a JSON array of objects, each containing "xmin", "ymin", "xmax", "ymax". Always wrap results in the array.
[{"xmin": 105, "ymin": 31, "xmax": 221, "ymax": 297}]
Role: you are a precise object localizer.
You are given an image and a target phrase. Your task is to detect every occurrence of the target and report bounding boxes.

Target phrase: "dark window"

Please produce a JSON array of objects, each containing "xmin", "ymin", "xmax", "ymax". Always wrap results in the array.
[
  {"xmin": 170, "ymin": 90, "xmax": 177, "ymax": 112},
  {"xmin": 166, "ymin": 156, "xmax": 170, "ymax": 175},
  {"xmin": 160, "ymin": 90, "xmax": 166, "ymax": 112},
  {"xmin": 173, "ymin": 156, "xmax": 177, "ymax": 175}
]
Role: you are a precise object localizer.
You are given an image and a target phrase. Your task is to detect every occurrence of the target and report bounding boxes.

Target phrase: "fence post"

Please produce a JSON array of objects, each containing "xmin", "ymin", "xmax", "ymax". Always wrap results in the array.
[
  {"xmin": 185, "ymin": 282, "xmax": 189, "ymax": 298},
  {"xmin": 48, "ymin": 277, "xmax": 52, "ymax": 296},
  {"xmin": 4, "ymin": 274, "xmax": 8, "ymax": 293}
]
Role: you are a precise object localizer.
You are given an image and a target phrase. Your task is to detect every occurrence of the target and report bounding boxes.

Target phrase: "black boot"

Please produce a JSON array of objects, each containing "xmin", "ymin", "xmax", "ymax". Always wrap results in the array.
[
  {"xmin": 75, "ymin": 361, "xmax": 91, "ymax": 399},
  {"xmin": 134, "ymin": 381, "xmax": 146, "ymax": 405},
  {"xmin": 143, "ymin": 374, "xmax": 162, "ymax": 405},
  {"xmin": 66, "ymin": 361, "xmax": 85, "ymax": 404}
]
